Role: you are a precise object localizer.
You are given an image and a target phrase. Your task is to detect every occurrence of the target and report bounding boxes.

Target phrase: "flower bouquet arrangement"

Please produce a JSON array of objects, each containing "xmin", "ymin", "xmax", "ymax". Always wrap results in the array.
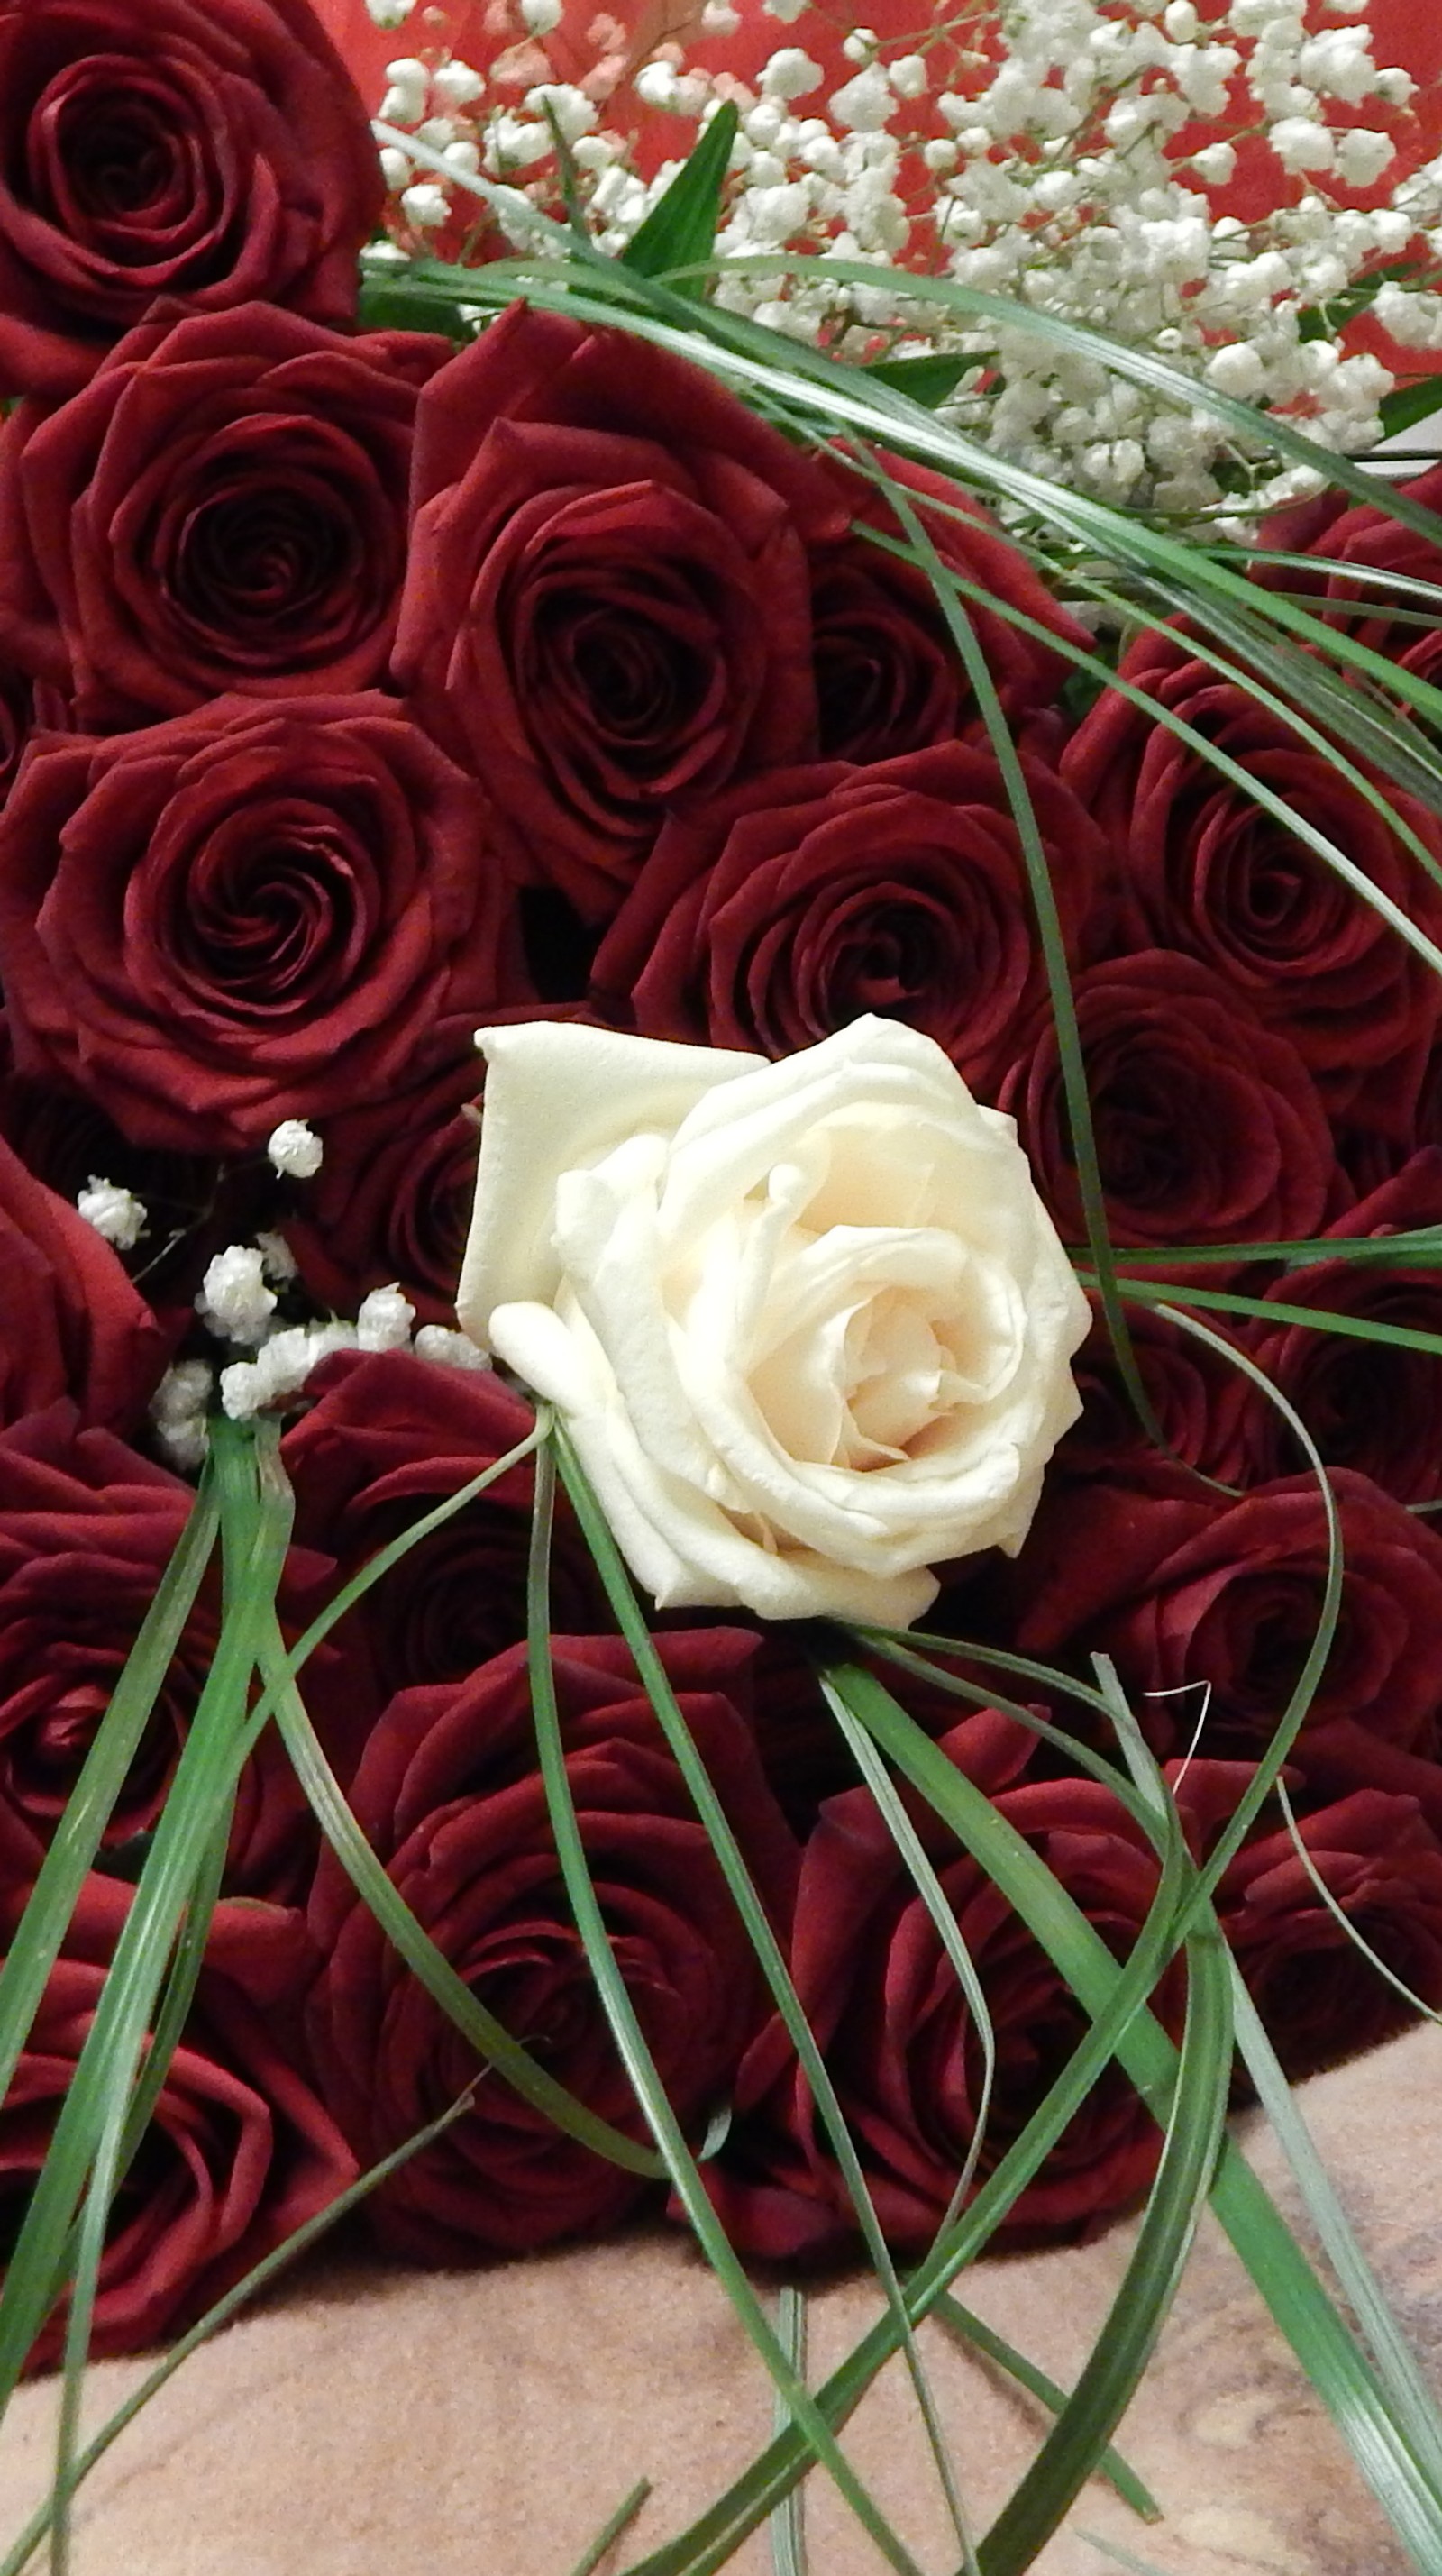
[{"xmin": 2, "ymin": 0, "xmax": 1442, "ymax": 2565}]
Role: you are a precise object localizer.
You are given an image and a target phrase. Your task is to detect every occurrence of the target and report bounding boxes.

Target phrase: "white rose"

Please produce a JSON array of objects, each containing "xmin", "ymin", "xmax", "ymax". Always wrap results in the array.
[{"xmin": 456, "ymin": 1017, "xmax": 1091, "ymax": 1627}]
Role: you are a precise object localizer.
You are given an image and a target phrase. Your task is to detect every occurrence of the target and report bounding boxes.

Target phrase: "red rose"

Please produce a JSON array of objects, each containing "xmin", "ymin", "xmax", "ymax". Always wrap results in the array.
[
  {"xmin": 0, "ymin": 305, "xmax": 453, "ymax": 728},
  {"xmin": 0, "ymin": 693, "xmax": 522, "ymax": 1156},
  {"xmin": 281, "ymin": 1350, "xmax": 606, "ymax": 1726},
  {"xmin": 706, "ymin": 1706, "xmax": 1180, "ymax": 2262},
  {"xmin": 0, "ymin": 1129, "xmax": 169, "ymax": 1433},
  {"xmin": 1246, "ymin": 1150, "xmax": 1442, "ymax": 1503},
  {"xmin": 306, "ymin": 1631, "xmax": 798, "ymax": 2258},
  {"xmin": 393, "ymin": 303, "xmax": 843, "ymax": 921},
  {"xmin": 0, "ymin": 0, "xmax": 381, "ymax": 397},
  {"xmin": 998, "ymin": 949, "xmax": 1339, "ymax": 1251},
  {"xmin": 1171, "ymin": 1760, "xmax": 1442, "ymax": 2078},
  {"xmin": 807, "ymin": 450, "xmax": 1091, "ymax": 763},
  {"xmin": 1063, "ymin": 634, "xmax": 1442, "ymax": 1137},
  {"xmin": 589, "ymin": 742, "xmax": 1104, "ymax": 1102},
  {"xmin": 0, "ymin": 1873, "xmax": 356, "ymax": 2367},
  {"xmin": 1251, "ymin": 461, "xmax": 1442, "ymax": 692},
  {"xmin": 1010, "ymin": 1466, "xmax": 1442, "ymax": 1763},
  {"xmin": 0, "ymin": 1403, "xmax": 336, "ymax": 1895}
]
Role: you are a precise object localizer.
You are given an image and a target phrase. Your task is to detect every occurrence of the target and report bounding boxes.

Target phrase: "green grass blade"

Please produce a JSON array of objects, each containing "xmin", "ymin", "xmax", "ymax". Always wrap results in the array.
[
  {"xmin": 978, "ymin": 1919, "xmax": 1232, "ymax": 2575},
  {"xmin": 621, "ymin": 1667, "xmax": 1195, "ymax": 2576},
  {"xmin": 816, "ymin": 1672, "xmax": 997, "ymax": 2252},
  {"xmin": 255, "ymin": 1620, "xmax": 666, "ymax": 2179},
  {"xmin": 769, "ymin": 2289, "xmax": 808, "ymax": 2576},
  {"xmin": 555, "ymin": 1435, "xmax": 994, "ymax": 2563},
  {"xmin": 1230, "ymin": 1965, "xmax": 1442, "ymax": 2496},
  {"xmin": 0, "ymin": 1423, "xmax": 284, "ymax": 2412},
  {"xmin": 0, "ymin": 1466, "xmax": 220, "ymax": 2113},
  {"xmin": 931, "ymin": 2298, "xmax": 1160, "ymax": 2523},
  {"xmin": 527, "ymin": 1440, "xmax": 933, "ymax": 2576},
  {"xmin": 860, "ymin": 456, "xmax": 1162, "ymax": 1460},
  {"xmin": 620, "ymin": 104, "xmax": 739, "ymax": 292},
  {"xmin": 569, "ymin": 2483, "xmax": 655, "ymax": 2576}
]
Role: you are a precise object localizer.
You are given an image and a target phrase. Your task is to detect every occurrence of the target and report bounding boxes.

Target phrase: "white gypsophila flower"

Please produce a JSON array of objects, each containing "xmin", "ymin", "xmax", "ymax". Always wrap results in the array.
[
  {"xmin": 379, "ymin": 146, "xmax": 413, "ymax": 193},
  {"xmin": 75, "ymin": 1176, "xmax": 147, "ymax": 1251},
  {"xmin": 431, "ymin": 57, "xmax": 486, "ymax": 108},
  {"xmin": 361, "ymin": 0, "xmax": 1420, "ymax": 525},
  {"xmin": 414, "ymin": 1323, "xmax": 494, "ymax": 1370},
  {"xmin": 401, "ymin": 180, "xmax": 452, "ymax": 230},
  {"xmin": 458, "ymin": 1019, "xmax": 1091, "ymax": 1628},
  {"xmin": 149, "ymin": 1359, "xmax": 214, "ymax": 1470},
  {"xmin": 256, "ymin": 1229, "xmax": 300, "ymax": 1284},
  {"xmin": 357, "ymin": 1283, "xmax": 417, "ymax": 1352},
  {"xmin": 218, "ymin": 1320, "xmax": 360, "ymax": 1421},
  {"xmin": 1333, "ymin": 127, "xmax": 1395, "ymax": 186},
  {"xmin": 379, "ymin": 56, "xmax": 428, "ymax": 123},
  {"xmin": 520, "ymin": 0, "xmax": 562, "ymax": 30},
  {"xmin": 267, "ymin": 1118, "xmax": 324, "ymax": 1180},
  {"xmin": 366, "ymin": 0, "xmax": 415, "ymax": 23},
  {"xmin": 196, "ymin": 1246, "xmax": 276, "ymax": 1346}
]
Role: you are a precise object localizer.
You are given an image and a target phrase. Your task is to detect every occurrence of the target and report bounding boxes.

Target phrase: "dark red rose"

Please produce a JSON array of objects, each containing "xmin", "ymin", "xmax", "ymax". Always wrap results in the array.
[
  {"xmin": 1063, "ymin": 634, "xmax": 1442, "ymax": 1137},
  {"xmin": 0, "ymin": 0, "xmax": 382, "ymax": 398},
  {"xmin": 306, "ymin": 1630, "xmax": 798, "ymax": 2259},
  {"xmin": 1170, "ymin": 1759, "xmax": 1442, "ymax": 2078},
  {"xmin": 1009, "ymin": 1466, "xmax": 1442, "ymax": 1764},
  {"xmin": 0, "ymin": 305, "xmax": 453, "ymax": 728},
  {"xmin": 0, "ymin": 1129, "xmax": 169, "ymax": 1433},
  {"xmin": 998, "ymin": 949, "xmax": 1339, "ymax": 1252},
  {"xmin": 0, "ymin": 1872, "xmax": 356, "ymax": 2367},
  {"xmin": 807, "ymin": 450, "xmax": 1091, "ymax": 763},
  {"xmin": 0, "ymin": 693, "xmax": 523, "ymax": 1156},
  {"xmin": 0, "ymin": 1403, "xmax": 337, "ymax": 1896},
  {"xmin": 706, "ymin": 1706, "xmax": 1181, "ymax": 2263},
  {"xmin": 1251, "ymin": 461, "xmax": 1442, "ymax": 691},
  {"xmin": 393, "ymin": 303, "xmax": 843, "ymax": 921},
  {"xmin": 1055, "ymin": 1297, "xmax": 1257, "ymax": 1488},
  {"xmin": 589, "ymin": 742, "xmax": 1104, "ymax": 1102},
  {"xmin": 279, "ymin": 1021, "xmax": 482, "ymax": 1328},
  {"xmin": 1246, "ymin": 1151, "xmax": 1442, "ymax": 1503},
  {"xmin": 281, "ymin": 1350, "xmax": 606, "ymax": 1727}
]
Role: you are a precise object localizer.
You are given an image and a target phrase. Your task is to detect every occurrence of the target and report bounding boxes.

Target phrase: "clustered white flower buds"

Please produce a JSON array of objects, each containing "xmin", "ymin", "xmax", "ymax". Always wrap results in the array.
[
  {"xmin": 75, "ymin": 1176, "xmax": 147, "ymax": 1251},
  {"xmin": 266, "ymin": 1118, "xmax": 324, "ymax": 1180}
]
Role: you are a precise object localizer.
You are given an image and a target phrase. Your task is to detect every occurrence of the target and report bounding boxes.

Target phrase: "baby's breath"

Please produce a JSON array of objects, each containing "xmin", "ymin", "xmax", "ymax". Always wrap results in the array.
[{"xmin": 367, "ymin": 0, "xmax": 1441, "ymax": 523}]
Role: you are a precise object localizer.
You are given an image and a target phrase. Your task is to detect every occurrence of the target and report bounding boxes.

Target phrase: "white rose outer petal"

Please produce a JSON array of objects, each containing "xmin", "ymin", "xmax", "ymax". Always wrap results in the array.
[{"xmin": 462, "ymin": 1017, "xmax": 1091, "ymax": 1628}]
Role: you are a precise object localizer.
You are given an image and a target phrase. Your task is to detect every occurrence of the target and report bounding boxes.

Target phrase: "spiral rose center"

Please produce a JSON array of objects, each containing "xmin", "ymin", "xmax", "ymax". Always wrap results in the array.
[
  {"xmin": 29, "ymin": 62, "xmax": 218, "ymax": 255},
  {"xmin": 169, "ymin": 808, "xmax": 369, "ymax": 1014}
]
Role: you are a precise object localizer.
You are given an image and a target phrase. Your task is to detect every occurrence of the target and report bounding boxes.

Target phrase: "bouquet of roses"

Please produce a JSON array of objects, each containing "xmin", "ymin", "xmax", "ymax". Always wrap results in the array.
[{"xmin": 2, "ymin": 0, "xmax": 1442, "ymax": 2566}]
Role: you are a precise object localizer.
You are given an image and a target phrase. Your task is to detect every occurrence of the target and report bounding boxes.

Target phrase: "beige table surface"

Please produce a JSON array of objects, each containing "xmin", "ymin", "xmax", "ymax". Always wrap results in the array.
[{"xmin": 0, "ymin": 2024, "xmax": 1437, "ymax": 2576}]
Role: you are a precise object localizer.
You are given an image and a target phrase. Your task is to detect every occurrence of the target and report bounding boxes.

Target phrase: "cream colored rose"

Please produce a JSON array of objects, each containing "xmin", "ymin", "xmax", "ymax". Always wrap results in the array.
[{"xmin": 457, "ymin": 1016, "xmax": 1091, "ymax": 1627}]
